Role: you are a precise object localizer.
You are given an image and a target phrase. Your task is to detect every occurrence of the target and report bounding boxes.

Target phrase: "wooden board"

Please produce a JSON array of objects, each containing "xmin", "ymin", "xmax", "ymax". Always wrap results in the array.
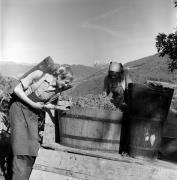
[
  {"xmin": 31, "ymin": 148, "xmax": 177, "ymax": 180},
  {"xmin": 42, "ymin": 142, "xmax": 154, "ymax": 164},
  {"xmin": 30, "ymin": 169, "xmax": 83, "ymax": 180},
  {"xmin": 42, "ymin": 143, "xmax": 177, "ymax": 169}
]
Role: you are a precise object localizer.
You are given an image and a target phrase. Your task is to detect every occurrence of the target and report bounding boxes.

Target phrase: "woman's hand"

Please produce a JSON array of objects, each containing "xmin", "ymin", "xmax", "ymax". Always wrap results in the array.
[{"xmin": 43, "ymin": 103, "xmax": 55, "ymax": 110}]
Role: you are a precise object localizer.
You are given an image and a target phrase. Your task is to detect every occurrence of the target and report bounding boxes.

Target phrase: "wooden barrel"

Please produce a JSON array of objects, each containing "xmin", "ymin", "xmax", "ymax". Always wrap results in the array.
[
  {"xmin": 127, "ymin": 83, "xmax": 174, "ymax": 159},
  {"xmin": 58, "ymin": 107, "xmax": 123, "ymax": 153}
]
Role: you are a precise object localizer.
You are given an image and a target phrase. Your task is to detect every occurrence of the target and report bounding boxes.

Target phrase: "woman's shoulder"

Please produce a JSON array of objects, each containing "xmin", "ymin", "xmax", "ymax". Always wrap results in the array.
[
  {"xmin": 31, "ymin": 70, "xmax": 44, "ymax": 77},
  {"xmin": 21, "ymin": 70, "xmax": 44, "ymax": 84}
]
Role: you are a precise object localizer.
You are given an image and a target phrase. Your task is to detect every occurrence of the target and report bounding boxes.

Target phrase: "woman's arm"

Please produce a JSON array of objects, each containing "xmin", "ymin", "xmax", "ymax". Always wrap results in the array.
[{"xmin": 14, "ymin": 70, "xmax": 44, "ymax": 109}]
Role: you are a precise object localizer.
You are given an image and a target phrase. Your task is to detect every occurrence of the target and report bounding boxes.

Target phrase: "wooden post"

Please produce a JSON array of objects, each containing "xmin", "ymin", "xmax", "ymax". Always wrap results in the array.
[{"xmin": 42, "ymin": 110, "xmax": 56, "ymax": 145}]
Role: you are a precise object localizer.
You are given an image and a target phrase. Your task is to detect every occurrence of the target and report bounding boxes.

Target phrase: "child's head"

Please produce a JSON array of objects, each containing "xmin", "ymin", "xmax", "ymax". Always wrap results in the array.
[{"xmin": 56, "ymin": 66, "xmax": 74, "ymax": 91}]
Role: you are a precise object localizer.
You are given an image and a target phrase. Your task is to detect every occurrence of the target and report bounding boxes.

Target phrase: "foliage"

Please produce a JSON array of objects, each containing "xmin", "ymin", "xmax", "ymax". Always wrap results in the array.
[
  {"xmin": 61, "ymin": 93, "xmax": 117, "ymax": 111},
  {"xmin": 0, "ymin": 74, "xmax": 18, "ymax": 132},
  {"xmin": 155, "ymin": 1, "xmax": 177, "ymax": 72},
  {"xmin": 156, "ymin": 33, "xmax": 177, "ymax": 72},
  {"xmin": 73, "ymin": 94, "xmax": 117, "ymax": 110}
]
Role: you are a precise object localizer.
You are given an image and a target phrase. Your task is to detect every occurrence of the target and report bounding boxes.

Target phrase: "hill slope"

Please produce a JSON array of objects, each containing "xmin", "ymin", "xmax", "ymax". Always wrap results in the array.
[
  {"xmin": 1, "ymin": 54, "xmax": 176, "ymax": 97},
  {"xmin": 0, "ymin": 61, "xmax": 99, "ymax": 81},
  {"xmin": 125, "ymin": 54, "xmax": 176, "ymax": 83},
  {"xmin": 0, "ymin": 62, "xmax": 33, "ymax": 78},
  {"xmin": 70, "ymin": 54, "xmax": 177, "ymax": 97}
]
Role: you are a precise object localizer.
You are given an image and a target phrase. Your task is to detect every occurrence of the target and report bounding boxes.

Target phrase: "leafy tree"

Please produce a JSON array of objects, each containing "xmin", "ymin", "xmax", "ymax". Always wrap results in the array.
[
  {"xmin": 156, "ymin": 33, "xmax": 177, "ymax": 71},
  {"xmin": 156, "ymin": 1, "xmax": 177, "ymax": 72}
]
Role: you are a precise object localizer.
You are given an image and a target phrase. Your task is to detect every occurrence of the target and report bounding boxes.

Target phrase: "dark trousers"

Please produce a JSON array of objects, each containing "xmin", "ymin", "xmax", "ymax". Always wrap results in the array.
[{"xmin": 12, "ymin": 155, "xmax": 36, "ymax": 180}]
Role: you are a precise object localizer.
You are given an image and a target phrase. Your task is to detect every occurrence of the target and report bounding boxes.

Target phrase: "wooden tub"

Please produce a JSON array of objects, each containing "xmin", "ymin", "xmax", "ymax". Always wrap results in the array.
[{"xmin": 57, "ymin": 107, "xmax": 123, "ymax": 153}]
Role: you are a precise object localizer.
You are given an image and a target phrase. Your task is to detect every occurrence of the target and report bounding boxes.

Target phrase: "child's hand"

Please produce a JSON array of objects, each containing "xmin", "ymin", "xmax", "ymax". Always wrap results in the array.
[
  {"xmin": 55, "ymin": 105, "xmax": 70, "ymax": 111},
  {"xmin": 43, "ymin": 103, "xmax": 70, "ymax": 111},
  {"xmin": 58, "ymin": 100, "xmax": 72, "ymax": 107},
  {"xmin": 102, "ymin": 91, "xmax": 107, "ymax": 98}
]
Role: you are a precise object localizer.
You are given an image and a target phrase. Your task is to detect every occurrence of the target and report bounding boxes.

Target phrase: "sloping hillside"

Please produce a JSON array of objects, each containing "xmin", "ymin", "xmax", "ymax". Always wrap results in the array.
[
  {"xmin": 0, "ymin": 62, "xmax": 33, "ymax": 78},
  {"xmin": 69, "ymin": 65, "xmax": 99, "ymax": 81},
  {"xmin": 1, "ymin": 54, "xmax": 176, "ymax": 97},
  {"xmin": 0, "ymin": 61, "xmax": 99, "ymax": 81},
  {"xmin": 70, "ymin": 54, "xmax": 177, "ymax": 97},
  {"xmin": 125, "ymin": 54, "xmax": 177, "ymax": 84}
]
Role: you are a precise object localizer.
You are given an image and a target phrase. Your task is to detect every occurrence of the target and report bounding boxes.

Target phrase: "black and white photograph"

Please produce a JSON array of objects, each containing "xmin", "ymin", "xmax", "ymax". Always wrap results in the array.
[{"xmin": 0, "ymin": 0, "xmax": 177, "ymax": 179}]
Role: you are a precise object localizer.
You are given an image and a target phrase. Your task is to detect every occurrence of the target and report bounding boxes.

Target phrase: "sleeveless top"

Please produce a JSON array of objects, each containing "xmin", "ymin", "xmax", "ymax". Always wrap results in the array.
[{"xmin": 23, "ymin": 73, "xmax": 57, "ymax": 103}]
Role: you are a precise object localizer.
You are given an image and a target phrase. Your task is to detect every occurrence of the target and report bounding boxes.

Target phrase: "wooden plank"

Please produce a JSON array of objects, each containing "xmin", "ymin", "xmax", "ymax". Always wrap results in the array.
[
  {"xmin": 43, "ymin": 123, "xmax": 55, "ymax": 145},
  {"xmin": 146, "ymin": 80, "xmax": 177, "ymax": 89},
  {"xmin": 42, "ymin": 142, "xmax": 143, "ymax": 164},
  {"xmin": 33, "ymin": 164, "xmax": 99, "ymax": 180},
  {"xmin": 30, "ymin": 169, "xmax": 83, "ymax": 180},
  {"xmin": 41, "ymin": 142, "xmax": 177, "ymax": 169},
  {"xmin": 33, "ymin": 148, "xmax": 177, "ymax": 180}
]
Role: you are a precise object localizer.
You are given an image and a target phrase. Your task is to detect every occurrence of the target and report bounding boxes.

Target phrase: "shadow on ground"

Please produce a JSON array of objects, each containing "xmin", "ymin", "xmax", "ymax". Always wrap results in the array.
[
  {"xmin": 158, "ymin": 137, "xmax": 177, "ymax": 163},
  {"xmin": 0, "ymin": 131, "xmax": 12, "ymax": 180}
]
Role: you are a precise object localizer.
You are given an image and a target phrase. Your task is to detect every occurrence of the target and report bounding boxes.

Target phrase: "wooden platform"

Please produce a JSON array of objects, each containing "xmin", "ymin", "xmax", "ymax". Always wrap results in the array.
[
  {"xmin": 30, "ymin": 143, "xmax": 177, "ymax": 180},
  {"xmin": 30, "ymin": 109, "xmax": 177, "ymax": 180}
]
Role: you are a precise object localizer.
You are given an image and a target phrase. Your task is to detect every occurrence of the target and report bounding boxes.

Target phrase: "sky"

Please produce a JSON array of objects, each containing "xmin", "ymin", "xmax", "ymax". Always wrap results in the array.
[{"xmin": 1, "ymin": 0, "xmax": 176, "ymax": 66}]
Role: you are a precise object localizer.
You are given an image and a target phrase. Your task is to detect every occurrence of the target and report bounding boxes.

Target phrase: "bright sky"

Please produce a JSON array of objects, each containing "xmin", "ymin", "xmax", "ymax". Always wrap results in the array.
[{"xmin": 1, "ymin": 0, "xmax": 176, "ymax": 66}]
